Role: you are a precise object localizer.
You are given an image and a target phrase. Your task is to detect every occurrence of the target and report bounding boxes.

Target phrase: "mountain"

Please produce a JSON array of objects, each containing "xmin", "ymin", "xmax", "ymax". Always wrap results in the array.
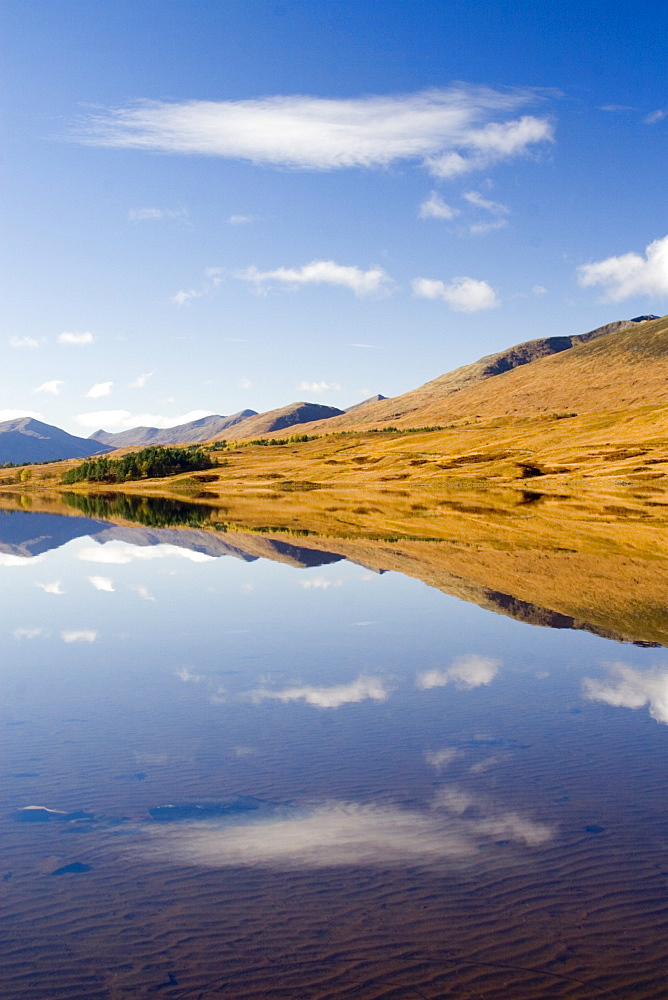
[
  {"xmin": 345, "ymin": 394, "xmax": 387, "ymax": 412},
  {"xmin": 89, "ymin": 410, "xmax": 258, "ymax": 448},
  {"xmin": 215, "ymin": 402, "xmax": 345, "ymax": 441},
  {"xmin": 286, "ymin": 315, "xmax": 660, "ymax": 434},
  {"xmin": 0, "ymin": 417, "xmax": 111, "ymax": 465}
]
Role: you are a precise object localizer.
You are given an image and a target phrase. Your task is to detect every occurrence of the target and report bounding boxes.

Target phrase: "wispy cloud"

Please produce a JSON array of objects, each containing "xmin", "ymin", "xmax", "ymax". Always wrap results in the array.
[
  {"xmin": 85, "ymin": 381, "xmax": 113, "ymax": 399},
  {"xmin": 130, "ymin": 584, "xmax": 156, "ymax": 602},
  {"xmin": 248, "ymin": 674, "xmax": 390, "ymax": 709},
  {"xmin": 419, "ymin": 191, "xmax": 460, "ymax": 219},
  {"xmin": 13, "ymin": 626, "xmax": 44, "ymax": 639},
  {"xmin": 88, "ymin": 575, "xmax": 115, "ymax": 592},
  {"xmin": 463, "ymin": 189, "xmax": 510, "ymax": 233},
  {"xmin": 644, "ymin": 109, "xmax": 666, "ymax": 125},
  {"xmin": 130, "ymin": 371, "xmax": 153, "ymax": 388},
  {"xmin": 583, "ymin": 661, "xmax": 668, "ymax": 724},
  {"xmin": 238, "ymin": 260, "xmax": 393, "ymax": 298},
  {"xmin": 74, "ymin": 86, "xmax": 554, "ymax": 179},
  {"xmin": 171, "ymin": 288, "xmax": 202, "ymax": 306},
  {"xmin": 412, "ymin": 276, "xmax": 499, "ymax": 311},
  {"xmin": 128, "ymin": 206, "xmax": 188, "ymax": 221},
  {"xmin": 238, "ymin": 377, "xmax": 252, "ymax": 389},
  {"xmin": 9, "ymin": 335, "xmax": 39, "ymax": 349},
  {"xmin": 58, "ymin": 331, "xmax": 94, "ymax": 345},
  {"xmin": 577, "ymin": 234, "xmax": 668, "ymax": 301},
  {"xmin": 297, "ymin": 380, "xmax": 341, "ymax": 394},
  {"xmin": 532, "ymin": 284, "xmax": 547, "ymax": 295},
  {"xmin": 228, "ymin": 214, "xmax": 257, "ymax": 225},
  {"xmin": 61, "ymin": 630, "xmax": 97, "ymax": 643},
  {"xmin": 75, "ymin": 408, "xmax": 215, "ymax": 431},
  {"xmin": 417, "ymin": 654, "xmax": 501, "ymax": 690},
  {"xmin": 33, "ymin": 379, "xmax": 64, "ymax": 395}
]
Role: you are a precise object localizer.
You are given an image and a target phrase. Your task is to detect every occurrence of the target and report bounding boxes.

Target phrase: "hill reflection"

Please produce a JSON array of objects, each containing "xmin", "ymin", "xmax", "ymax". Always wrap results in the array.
[{"xmin": 2, "ymin": 489, "xmax": 668, "ymax": 646}]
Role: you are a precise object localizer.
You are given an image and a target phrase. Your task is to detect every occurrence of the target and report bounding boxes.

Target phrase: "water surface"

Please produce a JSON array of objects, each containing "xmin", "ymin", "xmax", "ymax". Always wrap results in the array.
[{"xmin": 2, "ymin": 507, "xmax": 668, "ymax": 998}]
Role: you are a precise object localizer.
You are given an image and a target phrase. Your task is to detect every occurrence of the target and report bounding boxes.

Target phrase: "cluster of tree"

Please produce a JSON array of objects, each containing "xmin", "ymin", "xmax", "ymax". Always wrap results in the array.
[
  {"xmin": 61, "ymin": 445, "xmax": 214, "ymax": 485},
  {"xmin": 210, "ymin": 433, "xmax": 318, "ymax": 451}
]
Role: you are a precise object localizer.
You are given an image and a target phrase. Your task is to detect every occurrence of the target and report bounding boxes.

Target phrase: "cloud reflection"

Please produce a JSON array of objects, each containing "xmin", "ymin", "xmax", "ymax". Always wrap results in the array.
[
  {"xmin": 35, "ymin": 581, "xmax": 65, "ymax": 595},
  {"xmin": 78, "ymin": 543, "xmax": 214, "ymax": 564},
  {"xmin": 248, "ymin": 674, "xmax": 390, "ymax": 709},
  {"xmin": 138, "ymin": 787, "xmax": 552, "ymax": 869},
  {"xmin": 583, "ymin": 661, "xmax": 668, "ymax": 724},
  {"xmin": 417, "ymin": 654, "xmax": 501, "ymax": 690},
  {"xmin": 61, "ymin": 630, "xmax": 98, "ymax": 643}
]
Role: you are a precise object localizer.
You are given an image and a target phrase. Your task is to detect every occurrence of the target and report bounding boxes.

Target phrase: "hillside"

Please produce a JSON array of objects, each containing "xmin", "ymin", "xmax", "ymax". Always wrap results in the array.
[
  {"xmin": 90, "ymin": 409, "xmax": 258, "ymax": 448},
  {"xmin": 0, "ymin": 417, "xmax": 111, "ymax": 465},
  {"xmin": 288, "ymin": 315, "xmax": 659, "ymax": 434}
]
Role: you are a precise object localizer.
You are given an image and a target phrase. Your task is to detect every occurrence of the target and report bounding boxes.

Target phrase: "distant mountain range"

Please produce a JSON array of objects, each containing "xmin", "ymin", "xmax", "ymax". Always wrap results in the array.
[
  {"xmin": 0, "ymin": 417, "xmax": 111, "ymax": 465},
  {"xmin": 1, "ymin": 317, "xmax": 660, "ymax": 466}
]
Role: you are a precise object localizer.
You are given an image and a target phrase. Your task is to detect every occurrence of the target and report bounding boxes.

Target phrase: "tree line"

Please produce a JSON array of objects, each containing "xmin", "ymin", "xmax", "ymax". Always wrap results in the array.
[{"xmin": 61, "ymin": 445, "xmax": 214, "ymax": 484}]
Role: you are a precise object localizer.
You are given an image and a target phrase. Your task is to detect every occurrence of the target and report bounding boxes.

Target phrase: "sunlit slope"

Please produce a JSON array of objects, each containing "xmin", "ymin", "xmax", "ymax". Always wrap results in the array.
[{"xmin": 277, "ymin": 315, "xmax": 661, "ymax": 435}]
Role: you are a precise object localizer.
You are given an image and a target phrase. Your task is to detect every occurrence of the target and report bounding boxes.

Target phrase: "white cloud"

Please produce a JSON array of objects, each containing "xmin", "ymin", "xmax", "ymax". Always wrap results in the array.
[
  {"xmin": 171, "ymin": 288, "xmax": 202, "ymax": 306},
  {"xmin": 74, "ymin": 408, "xmax": 215, "ymax": 431},
  {"xmin": 78, "ymin": 542, "xmax": 214, "ymax": 564},
  {"xmin": 13, "ymin": 627, "xmax": 44, "ymax": 639},
  {"xmin": 228, "ymin": 214, "xmax": 257, "ymax": 225},
  {"xmin": 130, "ymin": 584, "xmax": 156, "ymax": 602},
  {"xmin": 237, "ymin": 260, "xmax": 393, "ymax": 298},
  {"xmin": 33, "ymin": 380, "xmax": 64, "ymax": 395},
  {"xmin": 583, "ymin": 662, "xmax": 668, "ymax": 724},
  {"xmin": 577, "ymin": 234, "xmax": 668, "ymax": 301},
  {"xmin": 238, "ymin": 377, "xmax": 252, "ymax": 390},
  {"xmin": 417, "ymin": 654, "xmax": 501, "ymax": 690},
  {"xmin": 130, "ymin": 372, "xmax": 153, "ymax": 388},
  {"xmin": 75, "ymin": 86, "xmax": 553, "ymax": 179},
  {"xmin": 463, "ymin": 190, "xmax": 510, "ymax": 234},
  {"xmin": 463, "ymin": 190, "xmax": 509, "ymax": 216},
  {"xmin": 128, "ymin": 206, "xmax": 188, "ymax": 221},
  {"xmin": 58, "ymin": 331, "xmax": 94, "ymax": 345},
  {"xmin": 532, "ymin": 284, "xmax": 547, "ymax": 295},
  {"xmin": 88, "ymin": 575, "xmax": 115, "ymax": 592},
  {"xmin": 644, "ymin": 109, "xmax": 666, "ymax": 125},
  {"xmin": 249, "ymin": 674, "xmax": 390, "ymax": 709},
  {"xmin": 412, "ymin": 275, "xmax": 499, "ymax": 311},
  {"xmin": 297, "ymin": 380, "xmax": 341, "ymax": 394},
  {"xmin": 85, "ymin": 381, "xmax": 113, "ymax": 399},
  {"xmin": 61, "ymin": 630, "xmax": 97, "ymax": 643},
  {"xmin": 0, "ymin": 409, "xmax": 41, "ymax": 423},
  {"xmin": 419, "ymin": 191, "xmax": 459, "ymax": 220},
  {"xmin": 35, "ymin": 581, "xmax": 64, "ymax": 595},
  {"xmin": 9, "ymin": 336, "xmax": 38, "ymax": 349},
  {"xmin": 600, "ymin": 104, "xmax": 635, "ymax": 112}
]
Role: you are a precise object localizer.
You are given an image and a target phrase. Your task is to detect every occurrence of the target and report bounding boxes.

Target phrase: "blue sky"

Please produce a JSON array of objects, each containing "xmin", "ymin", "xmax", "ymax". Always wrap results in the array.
[{"xmin": 2, "ymin": 0, "xmax": 666, "ymax": 435}]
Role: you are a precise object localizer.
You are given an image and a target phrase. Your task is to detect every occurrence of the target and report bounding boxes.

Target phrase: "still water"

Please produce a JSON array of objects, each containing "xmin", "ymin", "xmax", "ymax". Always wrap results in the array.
[{"xmin": 2, "ymin": 508, "xmax": 668, "ymax": 998}]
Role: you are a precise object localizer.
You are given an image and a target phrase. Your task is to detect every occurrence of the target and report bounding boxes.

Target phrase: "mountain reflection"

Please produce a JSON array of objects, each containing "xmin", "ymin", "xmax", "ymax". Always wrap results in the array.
[{"xmin": 2, "ymin": 496, "xmax": 668, "ymax": 646}]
